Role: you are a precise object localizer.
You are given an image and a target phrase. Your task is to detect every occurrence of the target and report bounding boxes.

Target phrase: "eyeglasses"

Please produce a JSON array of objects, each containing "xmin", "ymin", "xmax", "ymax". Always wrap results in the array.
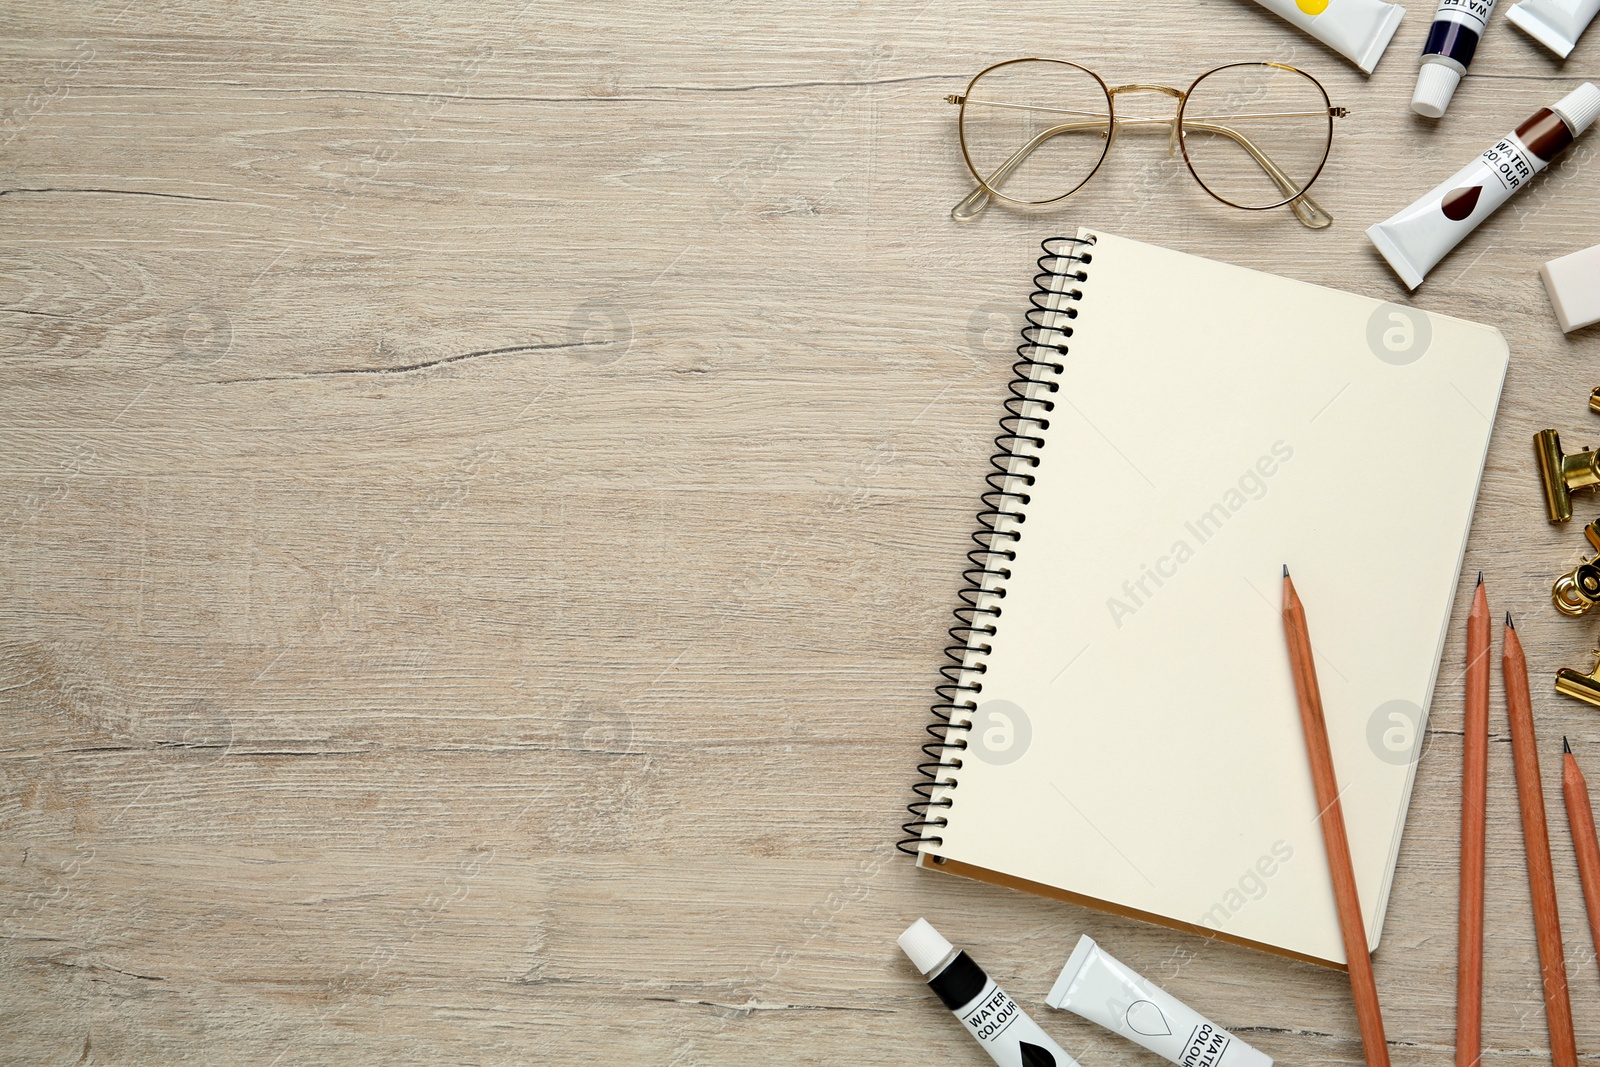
[{"xmin": 947, "ymin": 59, "xmax": 1347, "ymax": 229}]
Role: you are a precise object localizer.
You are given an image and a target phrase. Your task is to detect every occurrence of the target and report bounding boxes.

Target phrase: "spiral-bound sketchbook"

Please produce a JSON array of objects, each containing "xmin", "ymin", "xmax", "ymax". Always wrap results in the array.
[{"xmin": 904, "ymin": 228, "xmax": 1508, "ymax": 967}]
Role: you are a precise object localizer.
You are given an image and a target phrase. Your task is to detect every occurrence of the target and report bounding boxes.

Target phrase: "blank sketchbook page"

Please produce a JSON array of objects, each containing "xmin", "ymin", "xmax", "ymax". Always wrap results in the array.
[{"xmin": 922, "ymin": 229, "xmax": 1507, "ymax": 966}]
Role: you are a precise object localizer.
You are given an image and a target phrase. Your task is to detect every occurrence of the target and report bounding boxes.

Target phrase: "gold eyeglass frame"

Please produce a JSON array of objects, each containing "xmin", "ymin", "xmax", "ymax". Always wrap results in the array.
[{"xmin": 947, "ymin": 59, "xmax": 1348, "ymax": 229}]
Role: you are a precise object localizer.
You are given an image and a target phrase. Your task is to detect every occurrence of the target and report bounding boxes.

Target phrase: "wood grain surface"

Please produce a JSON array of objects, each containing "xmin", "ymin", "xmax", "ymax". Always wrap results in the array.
[{"xmin": 2, "ymin": 2, "xmax": 1599, "ymax": 1064}]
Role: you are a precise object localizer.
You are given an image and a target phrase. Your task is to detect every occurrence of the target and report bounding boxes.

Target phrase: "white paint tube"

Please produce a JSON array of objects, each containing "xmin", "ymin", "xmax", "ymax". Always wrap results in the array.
[
  {"xmin": 1247, "ymin": 0, "xmax": 1407, "ymax": 73},
  {"xmin": 1507, "ymin": 0, "xmax": 1600, "ymax": 56},
  {"xmin": 900, "ymin": 919, "xmax": 1080, "ymax": 1067},
  {"xmin": 1366, "ymin": 83, "xmax": 1600, "ymax": 289},
  {"xmin": 1045, "ymin": 935, "xmax": 1272, "ymax": 1067}
]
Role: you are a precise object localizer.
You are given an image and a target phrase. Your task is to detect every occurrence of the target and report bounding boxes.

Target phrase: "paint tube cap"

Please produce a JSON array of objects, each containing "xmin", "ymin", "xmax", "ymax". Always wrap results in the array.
[
  {"xmin": 1410, "ymin": 63, "xmax": 1462, "ymax": 119},
  {"xmin": 1553, "ymin": 82, "xmax": 1600, "ymax": 136},
  {"xmin": 1540, "ymin": 242, "xmax": 1600, "ymax": 333},
  {"xmin": 898, "ymin": 918, "xmax": 955, "ymax": 974}
]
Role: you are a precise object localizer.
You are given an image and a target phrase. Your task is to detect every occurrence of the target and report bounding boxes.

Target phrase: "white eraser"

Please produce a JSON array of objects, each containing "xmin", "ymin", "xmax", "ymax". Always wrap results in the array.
[{"xmin": 1540, "ymin": 243, "xmax": 1600, "ymax": 333}]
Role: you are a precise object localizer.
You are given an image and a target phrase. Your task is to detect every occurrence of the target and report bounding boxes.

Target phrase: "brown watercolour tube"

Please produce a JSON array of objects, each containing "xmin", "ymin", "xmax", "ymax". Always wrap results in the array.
[{"xmin": 1368, "ymin": 83, "xmax": 1600, "ymax": 288}]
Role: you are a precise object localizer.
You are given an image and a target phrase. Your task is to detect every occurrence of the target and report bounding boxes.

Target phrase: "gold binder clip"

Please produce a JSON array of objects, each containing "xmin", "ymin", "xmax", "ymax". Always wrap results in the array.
[
  {"xmin": 1557, "ymin": 648, "xmax": 1600, "ymax": 708},
  {"xmin": 1553, "ymin": 520, "xmax": 1600, "ymax": 616},
  {"xmin": 1535, "ymin": 429, "xmax": 1600, "ymax": 523}
]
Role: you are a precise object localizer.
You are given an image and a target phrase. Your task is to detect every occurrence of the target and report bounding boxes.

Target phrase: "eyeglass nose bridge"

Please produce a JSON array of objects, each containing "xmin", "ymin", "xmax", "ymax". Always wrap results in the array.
[
  {"xmin": 1106, "ymin": 84, "xmax": 1186, "ymax": 155},
  {"xmin": 1108, "ymin": 84, "xmax": 1185, "ymax": 98}
]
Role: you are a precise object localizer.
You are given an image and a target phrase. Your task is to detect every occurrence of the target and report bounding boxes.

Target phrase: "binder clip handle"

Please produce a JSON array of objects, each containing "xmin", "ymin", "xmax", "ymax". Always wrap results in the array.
[
  {"xmin": 1557, "ymin": 649, "xmax": 1600, "ymax": 708},
  {"xmin": 1535, "ymin": 429, "xmax": 1600, "ymax": 524}
]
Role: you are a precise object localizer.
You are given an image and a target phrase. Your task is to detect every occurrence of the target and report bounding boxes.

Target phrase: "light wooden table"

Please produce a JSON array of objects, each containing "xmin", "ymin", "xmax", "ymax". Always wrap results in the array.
[{"xmin": 3, "ymin": 3, "xmax": 1599, "ymax": 1063}]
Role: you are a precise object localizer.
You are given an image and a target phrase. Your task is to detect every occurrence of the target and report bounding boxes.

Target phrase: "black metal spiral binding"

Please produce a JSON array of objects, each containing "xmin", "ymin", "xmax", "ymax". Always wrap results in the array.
[{"xmin": 898, "ymin": 234, "xmax": 1096, "ymax": 857}]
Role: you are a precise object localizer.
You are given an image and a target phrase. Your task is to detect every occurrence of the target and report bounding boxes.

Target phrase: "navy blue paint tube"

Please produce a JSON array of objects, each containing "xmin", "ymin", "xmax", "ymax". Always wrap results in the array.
[{"xmin": 1412, "ymin": 0, "xmax": 1498, "ymax": 116}]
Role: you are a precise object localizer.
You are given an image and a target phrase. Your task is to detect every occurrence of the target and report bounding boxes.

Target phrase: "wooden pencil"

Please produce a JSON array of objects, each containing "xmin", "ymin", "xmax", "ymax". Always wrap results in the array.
[
  {"xmin": 1456, "ymin": 575, "xmax": 1489, "ymax": 1067},
  {"xmin": 1561, "ymin": 738, "xmax": 1600, "ymax": 974},
  {"xmin": 1281, "ymin": 568, "xmax": 1389, "ymax": 1067},
  {"xmin": 1503, "ymin": 616, "xmax": 1578, "ymax": 1067}
]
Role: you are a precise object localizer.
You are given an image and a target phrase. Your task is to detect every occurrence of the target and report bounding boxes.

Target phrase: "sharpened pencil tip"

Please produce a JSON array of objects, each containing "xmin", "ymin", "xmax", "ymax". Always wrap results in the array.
[
  {"xmin": 1477, "ymin": 571, "xmax": 1483, "ymax": 586},
  {"xmin": 1565, "ymin": 736, "xmax": 1572, "ymax": 753},
  {"xmin": 1282, "ymin": 564, "xmax": 1288, "ymax": 578},
  {"xmin": 1506, "ymin": 612, "xmax": 1515, "ymax": 630}
]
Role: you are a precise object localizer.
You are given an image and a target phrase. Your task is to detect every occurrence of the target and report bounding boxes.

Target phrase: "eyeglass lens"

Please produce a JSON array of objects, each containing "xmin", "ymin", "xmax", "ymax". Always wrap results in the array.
[
  {"xmin": 959, "ymin": 60, "xmax": 1112, "ymax": 206},
  {"xmin": 1180, "ymin": 63, "xmax": 1332, "ymax": 210}
]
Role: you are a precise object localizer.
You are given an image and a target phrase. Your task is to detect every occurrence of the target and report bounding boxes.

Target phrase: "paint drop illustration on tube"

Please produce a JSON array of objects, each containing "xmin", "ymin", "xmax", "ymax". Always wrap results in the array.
[
  {"xmin": 1441, "ymin": 185, "xmax": 1481, "ymax": 219},
  {"xmin": 1368, "ymin": 82, "xmax": 1600, "ymax": 289}
]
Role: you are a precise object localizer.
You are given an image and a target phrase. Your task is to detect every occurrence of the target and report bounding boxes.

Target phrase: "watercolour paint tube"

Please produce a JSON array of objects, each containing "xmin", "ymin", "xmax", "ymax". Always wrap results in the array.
[
  {"xmin": 900, "ymin": 919, "xmax": 1080, "ymax": 1067},
  {"xmin": 1507, "ymin": 0, "xmax": 1600, "ymax": 56},
  {"xmin": 1045, "ymin": 936, "xmax": 1273, "ymax": 1067},
  {"xmin": 1367, "ymin": 82, "xmax": 1600, "ymax": 289},
  {"xmin": 1413, "ymin": 0, "xmax": 1499, "ymax": 117},
  {"xmin": 1246, "ymin": 0, "xmax": 1407, "ymax": 74}
]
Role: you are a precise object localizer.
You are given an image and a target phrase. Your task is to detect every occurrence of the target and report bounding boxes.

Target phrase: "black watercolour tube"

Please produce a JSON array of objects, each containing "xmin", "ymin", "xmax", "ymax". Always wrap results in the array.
[{"xmin": 900, "ymin": 918, "xmax": 1080, "ymax": 1067}]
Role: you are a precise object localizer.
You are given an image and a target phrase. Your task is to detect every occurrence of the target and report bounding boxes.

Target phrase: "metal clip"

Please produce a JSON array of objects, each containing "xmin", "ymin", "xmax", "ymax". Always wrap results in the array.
[
  {"xmin": 1553, "ymin": 521, "xmax": 1600, "ymax": 616},
  {"xmin": 1557, "ymin": 648, "xmax": 1600, "ymax": 708},
  {"xmin": 1535, "ymin": 429, "xmax": 1600, "ymax": 523}
]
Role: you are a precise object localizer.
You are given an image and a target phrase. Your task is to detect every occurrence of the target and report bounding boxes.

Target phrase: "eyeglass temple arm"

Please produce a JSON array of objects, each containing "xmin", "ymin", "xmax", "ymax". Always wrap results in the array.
[
  {"xmin": 952, "ymin": 117, "xmax": 1333, "ymax": 230},
  {"xmin": 952, "ymin": 119, "xmax": 1107, "ymax": 222},
  {"xmin": 1183, "ymin": 119, "xmax": 1332, "ymax": 229}
]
